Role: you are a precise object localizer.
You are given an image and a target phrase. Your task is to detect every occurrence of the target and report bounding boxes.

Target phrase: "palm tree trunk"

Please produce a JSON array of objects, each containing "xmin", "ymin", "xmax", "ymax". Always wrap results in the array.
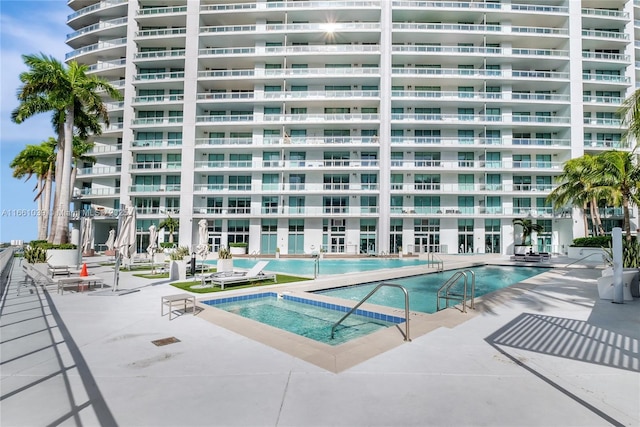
[
  {"xmin": 43, "ymin": 168, "xmax": 52, "ymax": 239},
  {"xmin": 591, "ymin": 197, "xmax": 605, "ymax": 236},
  {"xmin": 623, "ymin": 197, "xmax": 632, "ymax": 241},
  {"xmin": 49, "ymin": 126, "xmax": 64, "ymax": 243},
  {"xmin": 53, "ymin": 111, "xmax": 74, "ymax": 244},
  {"xmin": 581, "ymin": 203, "xmax": 589, "ymax": 236},
  {"xmin": 36, "ymin": 178, "xmax": 46, "ymax": 240}
]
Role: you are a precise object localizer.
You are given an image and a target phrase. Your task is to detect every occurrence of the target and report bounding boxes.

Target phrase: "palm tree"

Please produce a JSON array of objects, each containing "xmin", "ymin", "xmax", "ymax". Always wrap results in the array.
[
  {"xmin": 512, "ymin": 218, "xmax": 544, "ymax": 248},
  {"xmin": 590, "ymin": 150, "xmax": 640, "ymax": 241},
  {"xmin": 618, "ymin": 88, "xmax": 640, "ymax": 150},
  {"xmin": 10, "ymin": 139, "xmax": 56, "ymax": 240},
  {"xmin": 11, "ymin": 53, "xmax": 122, "ymax": 244},
  {"xmin": 158, "ymin": 215, "xmax": 180, "ymax": 244},
  {"xmin": 547, "ymin": 155, "xmax": 606, "ymax": 236}
]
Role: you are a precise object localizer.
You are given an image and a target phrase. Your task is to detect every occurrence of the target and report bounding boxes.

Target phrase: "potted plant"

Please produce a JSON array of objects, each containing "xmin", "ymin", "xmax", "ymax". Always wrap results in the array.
[
  {"xmin": 229, "ymin": 242, "xmax": 248, "ymax": 255},
  {"xmin": 512, "ymin": 218, "xmax": 544, "ymax": 254},
  {"xmin": 217, "ymin": 247, "xmax": 233, "ymax": 272},
  {"xmin": 398, "ymin": 246, "xmax": 403, "ymax": 258},
  {"xmin": 275, "ymin": 247, "xmax": 280, "ymax": 259},
  {"xmin": 168, "ymin": 246, "xmax": 189, "ymax": 280}
]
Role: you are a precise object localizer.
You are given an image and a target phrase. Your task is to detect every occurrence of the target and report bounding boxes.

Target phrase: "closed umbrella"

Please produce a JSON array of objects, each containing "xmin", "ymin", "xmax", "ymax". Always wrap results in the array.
[
  {"xmin": 195, "ymin": 219, "xmax": 210, "ymax": 273},
  {"xmin": 82, "ymin": 217, "xmax": 94, "ymax": 254},
  {"xmin": 105, "ymin": 229, "xmax": 115, "ymax": 252},
  {"xmin": 147, "ymin": 224, "xmax": 158, "ymax": 273},
  {"xmin": 113, "ymin": 206, "xmax": 137, "ymax": 291}
]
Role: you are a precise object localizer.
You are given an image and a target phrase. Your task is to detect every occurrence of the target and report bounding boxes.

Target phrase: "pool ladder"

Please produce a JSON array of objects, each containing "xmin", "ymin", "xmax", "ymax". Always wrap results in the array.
[
  {"xmin": 330, "ymin": 283, "xmax": 411, "ymax": 341},
  {"xmin": 436, "ymin": 270, "xmax": 475, "ymax": 313},
  {"xmin": 427, "ymin": 253, "xmax": 444, "ymax": 271}
]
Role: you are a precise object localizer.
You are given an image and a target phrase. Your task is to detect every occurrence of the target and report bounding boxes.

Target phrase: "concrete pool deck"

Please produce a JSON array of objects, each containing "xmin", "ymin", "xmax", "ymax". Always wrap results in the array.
[{"xmin": 1, "ymin": 254, "xmax": 638, "ymax": 426}]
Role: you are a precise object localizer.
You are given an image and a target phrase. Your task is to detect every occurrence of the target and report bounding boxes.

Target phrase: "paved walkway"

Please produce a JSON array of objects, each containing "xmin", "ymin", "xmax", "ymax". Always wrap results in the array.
[{"xmin": 1, "ymin": 256, "xmax": 638, "ymax": 427}]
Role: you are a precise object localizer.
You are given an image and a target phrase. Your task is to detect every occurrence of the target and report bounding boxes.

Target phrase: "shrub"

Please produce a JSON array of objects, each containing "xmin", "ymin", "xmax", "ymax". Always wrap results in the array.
[
  {"xmin": 160, "ymin": 242, "xmax": 175, "ymax": 249},
  {"xmin": 571, "ymin": 236, "xmax": 611, "ymax": 248},
  {"xmin": 229, "ymin": 242, "xmax": 248, "ymax": 248},
  {"xmin": 169, "ymin": 246, "xmax": 190, "ymax": 260},
  {"xmin": 23, "ymin": 246, "xmax": 48, "ymax": 263},
  {"xmin": 218, "ymin": 247, "xmax": 232, "ymax": 259}
]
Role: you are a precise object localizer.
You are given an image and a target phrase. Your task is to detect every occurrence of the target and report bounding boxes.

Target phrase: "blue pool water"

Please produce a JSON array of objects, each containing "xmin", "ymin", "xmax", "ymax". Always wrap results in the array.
[
  {"xmin": 205, "ymin": 257, "xmax": 428, "ymax": 276},
  {"xmin": 203, "ymin": 292, "xmax": 403, "ymax": 345},
  {"xmin": 316, "ymin": 265, "xmax": 549, "ymax": 314}
]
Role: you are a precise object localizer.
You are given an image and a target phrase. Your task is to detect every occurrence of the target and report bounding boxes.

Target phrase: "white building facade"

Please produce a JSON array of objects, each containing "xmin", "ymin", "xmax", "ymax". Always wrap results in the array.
[{"xmin": 67, "ymin": 0, "xmax": 638, "ymax": 255}]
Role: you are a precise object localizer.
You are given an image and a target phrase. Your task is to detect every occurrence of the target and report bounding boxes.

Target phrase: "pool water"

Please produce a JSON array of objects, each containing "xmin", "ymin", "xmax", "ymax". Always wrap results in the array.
[
  {"xmin": 204, "ymin": 292, "xmax": 403, "ymax": 345},
  {"xmin": 316, "ymin": 265, "xmax": 549, "ymax": 314},
  {"xmin": 205, "ymin": 257, "xmax": 429, "ymax": 276}
]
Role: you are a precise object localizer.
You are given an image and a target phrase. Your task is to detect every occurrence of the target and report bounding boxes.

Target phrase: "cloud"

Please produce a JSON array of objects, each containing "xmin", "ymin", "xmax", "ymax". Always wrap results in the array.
[{"xmin": 1, "ymin": 2, "xmax": 70, "ymax": 144}]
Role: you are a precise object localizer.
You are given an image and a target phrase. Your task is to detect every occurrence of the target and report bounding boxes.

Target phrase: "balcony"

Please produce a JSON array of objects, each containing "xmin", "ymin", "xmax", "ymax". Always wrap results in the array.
[{"xmin": 77, "ymin": 166, "xmax": 121, "ymax": 176}]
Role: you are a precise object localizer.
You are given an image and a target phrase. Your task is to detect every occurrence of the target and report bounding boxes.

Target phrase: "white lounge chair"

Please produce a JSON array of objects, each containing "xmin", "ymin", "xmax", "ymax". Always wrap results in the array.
[{"xmin": 204, "ymin": 261, "xmax": 277, "ymax": 289}]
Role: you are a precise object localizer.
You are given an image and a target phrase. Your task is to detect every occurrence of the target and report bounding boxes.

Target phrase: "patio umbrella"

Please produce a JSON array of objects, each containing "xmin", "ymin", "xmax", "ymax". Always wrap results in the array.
[
  {"xmin": 113, "ymin": 206, "xmax": 137, "ymax": 291},
  {"xmin": 115, "ymin": 206, "xmax": 137, "ymax": 263},
  {"xmin": 195, "ymin": 219, "xmax": 210, "ymax": 272},
  {"xmin": 147, "ymin": 224, "xmax": 158, "ymax": 273},
  {"xmin": 105, "ymin": 229, "xmax": 115, "ymax": 251},
  {"xmin": 81, "ymin": 217, "xmax": 94, "ymax": 254}
]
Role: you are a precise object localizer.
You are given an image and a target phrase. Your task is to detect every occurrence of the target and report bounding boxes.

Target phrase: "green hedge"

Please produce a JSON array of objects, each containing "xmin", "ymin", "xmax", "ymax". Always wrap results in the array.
[
  {"xmin": 29, "ymin": 240, "xmax": 77, "ymax": 250},
  {"xmin": 571, "ymin": 236, "xmax": 611, "ymax": 247}
]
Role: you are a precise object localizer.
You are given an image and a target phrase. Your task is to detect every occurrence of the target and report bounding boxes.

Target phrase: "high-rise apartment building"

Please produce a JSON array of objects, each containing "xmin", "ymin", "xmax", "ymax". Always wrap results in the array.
[{"xmin": 66, "ymin": 0, "xmax": 638, "ymax": 256}]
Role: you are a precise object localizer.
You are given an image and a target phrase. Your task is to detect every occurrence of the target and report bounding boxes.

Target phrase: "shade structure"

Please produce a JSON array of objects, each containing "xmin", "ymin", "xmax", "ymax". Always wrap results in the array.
[
  {"xmin": 104, "ymin": 229, "xmax": 115, "ymax": 251},
  {"xmin": 81, "ymin": 217, "xmax": 94, "ymax": 253},
  {"xmin": 196, "ymin": 219, "xmax": 209, "ymax": 259}
]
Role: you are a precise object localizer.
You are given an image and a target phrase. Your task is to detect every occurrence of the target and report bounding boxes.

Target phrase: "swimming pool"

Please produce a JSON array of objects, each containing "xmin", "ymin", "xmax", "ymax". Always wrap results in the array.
[
  {"xmin": 203, "ymin": 292, "xmax": 404, "ymax": 345},
  {"xmin": 315, "ymin": 265, "xmax": 549, "ymax": 314},
  {"xmin": 205, "ymin": 257, "xmax": 429, "ymax": 276}
]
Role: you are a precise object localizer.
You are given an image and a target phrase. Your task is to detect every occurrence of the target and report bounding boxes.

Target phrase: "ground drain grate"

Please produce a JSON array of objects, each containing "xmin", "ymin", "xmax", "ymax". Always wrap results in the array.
[{"xmin": 151, "ymin": 337, "xmax": 181, "ymax": 347}]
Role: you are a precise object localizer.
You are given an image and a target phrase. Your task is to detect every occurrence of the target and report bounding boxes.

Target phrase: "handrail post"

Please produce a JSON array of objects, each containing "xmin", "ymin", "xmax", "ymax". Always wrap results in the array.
[{"xmin": 331, "ymin": 283, "xmax": 411, "ymax": 342}]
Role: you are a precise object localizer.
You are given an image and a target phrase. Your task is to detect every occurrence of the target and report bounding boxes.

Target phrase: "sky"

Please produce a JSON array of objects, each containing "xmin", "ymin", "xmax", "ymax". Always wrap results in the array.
[{"xmin": 1, "ymin": 0, "xmax": 71, "ymax": 243}]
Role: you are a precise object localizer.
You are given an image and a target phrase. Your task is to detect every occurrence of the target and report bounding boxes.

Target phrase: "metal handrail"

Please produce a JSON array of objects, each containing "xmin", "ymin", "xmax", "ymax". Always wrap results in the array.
[
  {"xmin": 436, "ymin": 269, "xmax": 475, "ymax": 313},
  {"xmin": 330, "ymin": 283, "xmax": 411, "ymax": 341},
  {"xmin": 564, "ymin": 252, "xmax": 607, "ymax": 268},
  {"xmin": 427, "ymin": 252, "xmax": 444, "ymax": 271}
]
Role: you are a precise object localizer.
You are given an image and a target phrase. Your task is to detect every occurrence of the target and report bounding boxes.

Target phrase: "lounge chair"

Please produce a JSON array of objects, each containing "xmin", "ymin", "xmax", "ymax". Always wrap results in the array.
[
  {"xmin": 23, "ymin": 264, "xmax": 104, "ymax": 294},
  {"xmin": 48, "ymin": 263, "xmax": 71, "ymax": 277},
  {"xmin": 204, "ymin": 261, "xmax": 277, "ymax": 289}
]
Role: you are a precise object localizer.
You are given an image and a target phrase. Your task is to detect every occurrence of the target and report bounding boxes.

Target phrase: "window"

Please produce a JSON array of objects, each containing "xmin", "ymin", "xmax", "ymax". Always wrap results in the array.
[
  {"xmin": 228, "ymin": 175, "xmax": 251, "ymax": 190},
  {"xmin": 262, "ymin": 196, "xmax": 278, "ymax": 214},
  {"xmin": 458, "ymin": 174, "xmax": 474, "ymax": 191},
  {"xmin": 361, "ymin": 174, "xmax": 377, "ymax": 190},
  {"xmin": 513, "ymin": 175, "xmax": 532, "ymax": 191},
  {"xmin": 227, "ymin": 219, "xmax": 249, "ymax": 243},
  {"xmin": 207, "ymin": 175, "xmax": 223, "ymax": 191},
  {"xmin": 458, "ymin": 152, "xmax": 474, "ymax": 167},
  {"xmin": 458, "ymin": 196, "xmax": 474, "ymax": 214},
  {"xmin": 458, "ymin": 130, "xmax": 474, "ymax": 144},
  {"xmin": 391, "ymin": 173, "xmax": 404, "ymax": 190},
  {"xmin": 323, "ymin": 196, "xmax": 348, "ymax": 214},
  {"xmin": 486, "ymin": 174, "xmax": 501, "ymax": 191},
  {"xmin": 165, "ymin": 175, "xmax": 180, "ymax": 191},
  {"xmin": 262, "ymin": 173, "xmax": 279, "ymax": 190},
  {"xmin": 415, "ymin": 152, "xmax": 440, "ymax": 166},
  {"xmin": 513, "ymin": 154, "xmax": 531, "ymax": 168},
  {"xmin": 415, "ymin": 174, "xmax": 440, "ymax": 190}
]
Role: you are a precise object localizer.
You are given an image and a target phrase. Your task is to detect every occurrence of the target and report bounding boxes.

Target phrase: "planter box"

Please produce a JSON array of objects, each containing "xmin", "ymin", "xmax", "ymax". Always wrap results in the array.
[
  {"xmin": 513, "ymin": 246, "xmax": 530, "ymax": 255},
  {"xmin": 47, "ymin": 249, "xmax": 78, "ymax": 267},
  {"xmin": 217, "ymin": 258, "xmax": 233, "ymax": 273},
  {"xmin": 567, "ymin": 247, "xmax": 606, "ymax": 260},
  {"xmin": 229, "ymin": 246, "xmax": 247, "ymax": 255}
]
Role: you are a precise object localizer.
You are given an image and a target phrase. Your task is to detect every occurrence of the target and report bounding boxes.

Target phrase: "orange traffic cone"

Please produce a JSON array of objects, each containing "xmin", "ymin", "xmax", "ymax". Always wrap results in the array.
[{"xmin": 80, "ymin": 263, "xmax": 88, "ymax": 277}]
